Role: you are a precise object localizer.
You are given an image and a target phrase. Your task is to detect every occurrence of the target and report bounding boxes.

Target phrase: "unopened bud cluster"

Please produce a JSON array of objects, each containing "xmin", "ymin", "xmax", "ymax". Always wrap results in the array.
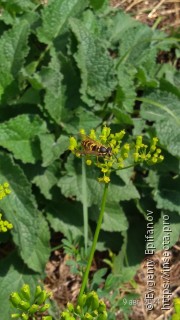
[
  {"xmin": 69, "ymin": 127, "xmax": 164, "ymax": 183},
  {"xmin": 61, "ymin": 291, "xmax": 107, "ymax": 320},
  {"xmin": 10, "ymin": 284, "xmax": 52, "ymax": 320}
]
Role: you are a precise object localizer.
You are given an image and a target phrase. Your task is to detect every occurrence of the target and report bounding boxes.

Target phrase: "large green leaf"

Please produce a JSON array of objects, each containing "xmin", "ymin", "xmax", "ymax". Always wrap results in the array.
[
  {"xmin": 90, "ymin": 203, "xmax": 128, "ymax": 232},
  {"xmin": 37, "ymin": 0, "xmax": 87, "ymax": 44},
  {"xmin": 116, "ymin": 64, "xmax": 137, "ymax": 113},
  {"xmin": 32, "ymin": 163, "xmax": 59, "ymax": 200},
  {"xmin": 39, "ymin": 134, "xmax": 69, "ymax": 167},
  {"xmin": 63, "ymin": 107, "xmax": 102, "ymax": 134},
  {"xmin": 46, "ymin": 195, "xmax": 83, "ymax": 238},
  {"xmin": 147, "ymin": 171, "xmax": 180, "ymax": 214},
  {"xmin": 70, "ymin": 18, "xmax": 117, "ymax": 105},
  {"xmin": 0, "ymin": 114, "xmax": 47, "ymax": 163},
  {"xmin": 0, "ymin": 153, "xmax": 50, "ymax": 272},
  {"xmin": 41, "ymin": 48, "xmax": 66, "ymax": 124},
  {"xmin": 0, "ymin": 252, "xmax": 39, "ymax": 320},
  {"xmin": 0, "ymin": 20, "xmax": 30, "ymax": 98},
  {"xmin": 140, "ymin": 91, "xmax": 180, "ymax": 158}
]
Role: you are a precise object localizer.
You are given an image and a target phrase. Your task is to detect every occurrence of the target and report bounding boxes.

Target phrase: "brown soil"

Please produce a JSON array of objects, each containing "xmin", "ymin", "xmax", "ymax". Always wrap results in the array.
[
  {"xmin": 111, "ymin": 0, "xmax": 180, "ymax": 31},
  {"xmin": 44, "ymin": 241, "xmax": 180, "ymax": 319}
]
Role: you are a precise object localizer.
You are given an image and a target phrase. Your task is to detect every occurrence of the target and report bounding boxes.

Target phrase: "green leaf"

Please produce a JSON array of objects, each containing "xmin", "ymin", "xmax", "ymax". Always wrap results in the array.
[
  {"xmin": 90, "ymin": 0, "xmax": 107, "ymax": 10},
  {"xmin": 0, "ymin": 0, "xmax": 35, "ymax": 13},
  {"xmin": 46, "ymin": 196, "xmax": 83, "ymax": 238},
  {"xmin": 153, "ymin": 211, "xmax": 180, "ymax": 249},
  {"xmin": 0, "ymin": 252, "xmax": 39, "ymax": 320},
  {"xmin": 39, "ymin": 134, "xmax": 69, "ymax": 167},
  {"xmin": 0, "ymin": 153, "xmax": 50, "ymax": 272},
  {"xmin": 107, "ymin": 173, "xmax": 140, "ymax": 203},
  {"xmin": 109, "ymin": 11, "xmax": 139, "ymax": 44},
  {"xmin": 32, "ymin": 163, "xmax": 59, "ymax": 200},
  {"xmin": 37, "ymin": 0, "xmax": 87, "ymax": 44},
  {"xmin": 90, "ymin": 203, "xmax": 128, "ymax": 232},
  {"xmin": 0, "ymin": 114, "xmax": 47, "ymax": 163},
  {"xmin": 41, "ymin": 48, "xmax": 66, "ymax": 124},
  {"xmin": 147, "ymin": 172, "xmax": 180, "ymax": 214},
  {"xmin": 118, "ymin": 22, "xmax": 158, "ymax": 72},
  {"xmin": 0, "ymin": 20, "xmax": 30, "ymax": 98},
  {"xmin": 62, "ymin": 107, "xmax": 102, "ymax": 134},
  {"xmin": 116, "ymin": 64, "xmax": 136, "ymax": 112},
  {"xmin": 140, "ymin": 91, "xmax": 180, "ymax": 158},
  {"xmin": 136, "ymin": 66, "xmax": 159, "ymax": 88},
  {"xmin": 70, "ymin": 18, "xmax": 116, "ymax": 105}
]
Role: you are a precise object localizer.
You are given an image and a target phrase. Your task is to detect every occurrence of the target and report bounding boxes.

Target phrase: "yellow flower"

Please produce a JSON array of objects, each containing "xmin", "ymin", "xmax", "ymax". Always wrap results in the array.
[
  {"xmin": 69, "ymin": 137, "xmax": 77, "ymax": 151},
  {"xmin": 86, "ymin": 160, "xmax": 92, "ymax": 166}
]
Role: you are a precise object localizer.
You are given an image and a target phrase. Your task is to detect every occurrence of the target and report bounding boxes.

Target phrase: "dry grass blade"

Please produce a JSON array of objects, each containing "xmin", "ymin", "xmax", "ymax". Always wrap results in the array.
[{"xmin": 111, "ymin": 0, "xmax": 180, "ymax": 31}]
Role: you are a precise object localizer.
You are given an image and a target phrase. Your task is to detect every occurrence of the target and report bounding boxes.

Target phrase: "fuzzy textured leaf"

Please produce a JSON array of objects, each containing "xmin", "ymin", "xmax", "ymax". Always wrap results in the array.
[
  {"xmin": 0, "ymin": 114, "xmax": 47, "ymax": 163},
  {"xmin": 0, "ymin": 153, "xmax": 50, "ymax": 272},
  {"xmin": 147, "ymin": 172, "xmax": 180, "ymax": 214},
  {"xmin": 37, "ymin": 0, "xmax": 86, "ymax": 44},
  {"xmin": 46, "ymin": 197, "xmax": 83, "ymax": 238},
  {"xmin": 0, "ymin": 20, "xmax": 29, "ymax": 96},
  {"xmin": 140, "ymin": 91, "xmax": 180, "ymax": 158},
  {"xmin": 42, "ymin": 48, "xmax": 66, "ymax": 124},
  {"xmin": 70, "ymin": 18, "xmax": 116, "ymax": 105}
]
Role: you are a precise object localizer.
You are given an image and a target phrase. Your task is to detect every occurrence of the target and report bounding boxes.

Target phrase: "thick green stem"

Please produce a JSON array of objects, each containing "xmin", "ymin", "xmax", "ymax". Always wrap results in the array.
[
  {"xmin": 77, "ymin": 183, "xmax": 109, "ymax": 303},
  {"xmin": 82, "ymin": 158, "xmax": 88, "ymax": 254}
]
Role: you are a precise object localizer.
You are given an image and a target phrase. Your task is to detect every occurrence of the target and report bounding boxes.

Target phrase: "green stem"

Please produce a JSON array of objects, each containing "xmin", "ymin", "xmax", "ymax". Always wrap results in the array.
[
  {"xmin": 82, "ymin": 157, "xmax": 88, "ymax": 254},
  {"xmin": 77, "ymin": 183, "xmax": 109, "ymax": 303}
]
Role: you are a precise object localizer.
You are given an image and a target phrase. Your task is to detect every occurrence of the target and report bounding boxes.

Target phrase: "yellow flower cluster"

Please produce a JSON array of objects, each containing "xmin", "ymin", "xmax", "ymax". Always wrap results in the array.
[
  {"xmin": 69, "ymin": 127, "xmax": 164, "ymax": 184},
  {"xmin": 0, "ymin": 182, "xmax": 11, "ymax": 200},
  {"xmin": 0, "ymin": 213, "xmax": 13, "ymax": 232},
  {"xmin": 133, "ymin": 136, "xmax": 164, "ymax": 164},
  {"xmin": 0, "ymin": 182, "xmax": 13, "ymax": 232}
]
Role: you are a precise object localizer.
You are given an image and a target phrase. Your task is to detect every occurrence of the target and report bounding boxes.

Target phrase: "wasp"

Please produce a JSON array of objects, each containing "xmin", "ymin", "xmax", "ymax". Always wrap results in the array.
[{"xmin": 80, "ymin": 135, "xmax": 112, "ymax": 157}]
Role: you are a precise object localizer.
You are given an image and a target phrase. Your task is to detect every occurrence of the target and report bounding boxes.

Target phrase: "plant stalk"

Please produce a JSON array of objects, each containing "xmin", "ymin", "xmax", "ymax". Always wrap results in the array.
[
  {"xmin": 82, "ymin": 157, "xmax": 88, "ymax": 254},
  {"xmin": 77, "ymin": 182, "xmax": 109, "ymax": 303}
]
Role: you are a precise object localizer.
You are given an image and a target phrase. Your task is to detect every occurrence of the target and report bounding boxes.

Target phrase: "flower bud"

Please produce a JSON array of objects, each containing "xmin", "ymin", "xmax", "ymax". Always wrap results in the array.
[
  {"xmin": 11, "ymin": 314, "xmax": 21, "ymax": 319},
  {"xmin": 35, "ymin": 286, "xmax": 42, "ymax": 298},
  {"xmin": 97, "ymin": 311, "xmax": 108, "ymax": 320},
  {"xmin": 67, "ymin": 302, "xmax": 74, "ymax": 312},
  {"xmin": 35, "ymin": 290, "xmax": 47, "ymax": 304},
  {"xmin": 18, "ymin": 300, "xmax": 30, "ymax": 311},
  {"xmin": 86, "ymin": 292, "xmax": 99, "ymax": 311},
  {"xmin": 38, "ymin": 303, "xmax": 50, "ymax": 312},
  {"xmin": 83, "ymin": 313, "xmax": 93, "ymax": 320},
  {"xmin": 20, "ymin": 284, "xmax": 30, "ymax": 301},
  {"xmin": 78, "ymin": 294, "xmax": 87, "ymax": 307},
  {"xmin": 75, "ymin": 305, "xmax": 81, "ymax": 315},
  {"xmin": 10, "ymin": 292, "xmax": 22, "ymax": 307},
  {"xmin": 98, "ymin": 300, "xmax": 106, "ymax": 313},
  {"xmin": 28, "ymin": 304, "xmax": 39, "ymax": 314},
  {"xmin": 21, "ymin": 313, "xmax": 29, "ymax": 320}
]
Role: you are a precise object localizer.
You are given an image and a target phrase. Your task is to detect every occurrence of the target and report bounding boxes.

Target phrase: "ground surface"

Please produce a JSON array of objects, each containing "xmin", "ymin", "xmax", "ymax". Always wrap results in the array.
[{"xmin": 111, "ymin": 0, "xmax": 180, "ymax": 31}]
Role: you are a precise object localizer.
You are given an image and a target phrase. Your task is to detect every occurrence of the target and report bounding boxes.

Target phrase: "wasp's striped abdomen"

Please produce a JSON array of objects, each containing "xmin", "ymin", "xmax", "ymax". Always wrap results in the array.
[{"xmin": 81, "ymin": 138, "xmax": 112, "ymax": 157}]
